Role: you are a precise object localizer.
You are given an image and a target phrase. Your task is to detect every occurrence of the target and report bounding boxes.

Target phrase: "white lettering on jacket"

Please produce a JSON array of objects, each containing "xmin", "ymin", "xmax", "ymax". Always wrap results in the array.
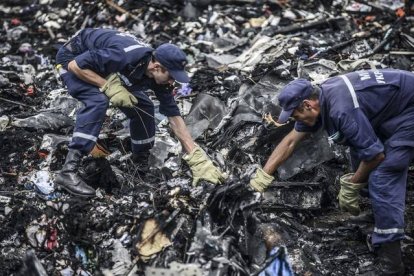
[
  {"xmin": 358, "ymin": 71, "xmax": 371, "ymax": 81},
  {"xmin": 373, "ymin": 70, "xmax": 386, "ymax": 84}
]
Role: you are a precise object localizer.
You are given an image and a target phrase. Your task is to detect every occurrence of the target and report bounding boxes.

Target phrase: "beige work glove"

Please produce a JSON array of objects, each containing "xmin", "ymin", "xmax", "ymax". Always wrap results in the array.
[
  {"xmin": 338, "ymin": 173, "xmax": 367, "ymax": 216},
  {"xmin": 249, "ymin": 168, "xmax": 274, "ymax": 193},
  {"xmin": 182, "ymin": 145, "xmax": 226, "ymax": 186},
  {"xmin": 100, "ymin": 74, "xmax": 138, "ymax": 107}
]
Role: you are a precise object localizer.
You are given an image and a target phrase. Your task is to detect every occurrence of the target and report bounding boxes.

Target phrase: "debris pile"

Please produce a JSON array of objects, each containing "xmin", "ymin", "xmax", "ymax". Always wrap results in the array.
[{"xmin": 1, "ymin": 0, "xmax": 414, "ymax": 275}]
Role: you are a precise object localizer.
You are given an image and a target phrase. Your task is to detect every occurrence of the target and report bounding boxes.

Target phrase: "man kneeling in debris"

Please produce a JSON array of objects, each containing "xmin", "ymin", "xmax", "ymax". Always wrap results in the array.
[
  {"xmin": 54, "ymin": 28, "xmax": 225, "ymax": 197},
  {"xmin": 249, "ymin": 69, "xmax": 414, "ymax": 275}
]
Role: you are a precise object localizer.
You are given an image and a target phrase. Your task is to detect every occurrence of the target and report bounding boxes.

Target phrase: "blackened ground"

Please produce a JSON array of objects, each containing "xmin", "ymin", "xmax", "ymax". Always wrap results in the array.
[
  {"xmin": 0, "ymin": 129, "xmax": 42, "ymax": 185},
  {"xmin": 1, "ymin": 0, "xmax": 414, "ymax": 275}
]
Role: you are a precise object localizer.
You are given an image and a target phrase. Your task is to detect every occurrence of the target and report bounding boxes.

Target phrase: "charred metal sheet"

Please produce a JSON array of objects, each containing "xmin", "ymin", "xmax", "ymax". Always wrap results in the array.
[
  {"xmin": 278, "ymin": 130, "xmax": 336, "ymax": 180},
  {"xmin": 11, "ymin": 112, "xmax": 74, "ymax": 131},
  {"xmin": 261, "ymin": 181, "xmax": 325, "ymax": 210},
  {"xmin": 0, "ymin": 0, "xmax": 414, "ymax": 275},
  {"xmin": 185, "ymin": 93, "xmax": 227, "ymax": 139}
]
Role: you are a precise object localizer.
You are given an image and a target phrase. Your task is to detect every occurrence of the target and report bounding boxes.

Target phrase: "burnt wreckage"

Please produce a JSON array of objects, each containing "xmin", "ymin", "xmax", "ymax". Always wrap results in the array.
[{"xmin": 0, "ymin": 0, "xmax": 414, "ymax": 275}]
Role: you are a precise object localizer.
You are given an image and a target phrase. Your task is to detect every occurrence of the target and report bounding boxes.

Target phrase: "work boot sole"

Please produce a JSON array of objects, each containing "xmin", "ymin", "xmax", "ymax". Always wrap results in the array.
[{"xmin": 56, "ymin": 184, "xmax": 96, "ymax": 198}]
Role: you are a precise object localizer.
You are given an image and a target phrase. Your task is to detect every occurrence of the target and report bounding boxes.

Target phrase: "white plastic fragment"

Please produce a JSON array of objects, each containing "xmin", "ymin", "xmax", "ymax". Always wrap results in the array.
[
  {"xmin": 0, "ymin": 115, "xmax": 10, "ymax": 131},
  {"xmin": 29, "ymin": 170, "xmax": 55, "ymax": 195}
]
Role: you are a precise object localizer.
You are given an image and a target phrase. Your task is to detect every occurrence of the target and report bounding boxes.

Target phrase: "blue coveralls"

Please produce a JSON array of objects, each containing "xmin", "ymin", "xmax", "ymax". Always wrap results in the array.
[
  {"xmin": 55, "ymin": 28, "xmax": 180, "ymax": 154},
  {"xmin": 296, "ymin": 69, "xmax": 414, "ymax": 246}
]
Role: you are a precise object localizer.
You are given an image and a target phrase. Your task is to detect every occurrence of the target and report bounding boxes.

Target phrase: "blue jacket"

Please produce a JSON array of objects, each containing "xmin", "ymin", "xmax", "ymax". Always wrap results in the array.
[
  {"xmin": 71, "ymin": 28, "xmax": 152, "ymax": 79},
  {"xmin": 68, "ymin": 28, "xmax": 180, "ymax": 117},
  {"xmin": 296, "ymin": 69, "xmax": 414, "ymax": 161}
]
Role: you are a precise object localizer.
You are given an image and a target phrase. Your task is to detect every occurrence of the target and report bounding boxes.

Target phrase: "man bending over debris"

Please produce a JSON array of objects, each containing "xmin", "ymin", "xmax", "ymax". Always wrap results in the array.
[
  {"xmin": 249, "ymin": 69, "xmax": 414, "ymax": 275},
  {"xmin": 54, "ymin": 28, "xmax": 225, "ymax": 197}
]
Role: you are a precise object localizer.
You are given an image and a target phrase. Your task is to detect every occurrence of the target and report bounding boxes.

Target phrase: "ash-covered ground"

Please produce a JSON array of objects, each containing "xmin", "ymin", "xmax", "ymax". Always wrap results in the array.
[{"xmin": 0, "ymin": 0, "xmax": 414, "ymax": 275}]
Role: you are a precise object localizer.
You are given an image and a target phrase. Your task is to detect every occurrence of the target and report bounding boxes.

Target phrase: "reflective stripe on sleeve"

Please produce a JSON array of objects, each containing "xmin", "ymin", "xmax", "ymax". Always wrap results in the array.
[
  {"xmin": 340, "ymin": 75, "xmax": 359, "ymax": 108},
  {"xmin": 124, "ymin": 45, "xmax": 143, "ymax": 52}
]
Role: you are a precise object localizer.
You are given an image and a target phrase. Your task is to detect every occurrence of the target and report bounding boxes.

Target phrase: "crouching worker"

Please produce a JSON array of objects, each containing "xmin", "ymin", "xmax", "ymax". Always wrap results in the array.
[
  {"xmin": 55, "ymin": 28, "xmax": 225, "ymax": 197},
  {"xmin": 249, "ymin": 69, "xmax": 414, "ymax": 275}
]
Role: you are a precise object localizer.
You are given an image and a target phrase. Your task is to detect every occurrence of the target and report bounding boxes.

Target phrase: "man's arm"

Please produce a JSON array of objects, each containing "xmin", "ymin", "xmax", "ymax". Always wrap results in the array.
[
  {"xmin": 68, "ymin": 60, "xmax": 106, "ymax": 88},
  {"xmin": 249, "ymin": 128, "xmax": 308, "ymax": 192},
  {"xmin": 351, "ymin": 152, "xmax": 385, "ymax": 183},
  {"xmin": 169, "ymin": 115, "xmax": 226, "ymax": 185},
  {"xmin": 168, "ymin": 116, "xmax": 195, "ymax": 153},
  {"xmin": 262, "ymin": 129, "xmax": 308, "ymax": 175}
]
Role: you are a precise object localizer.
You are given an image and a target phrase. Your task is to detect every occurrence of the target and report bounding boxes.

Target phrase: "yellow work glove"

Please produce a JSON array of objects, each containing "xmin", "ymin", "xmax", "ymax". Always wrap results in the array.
[
  {"xmin": 338, "ymin": 173, "xmax": 367, "ymax": 216},
  {"xmin": 249, "ymin": 168, "xmax": 274, "ymax": 192},
  {"xmin": 182, "ymin": 145, "xmax": 226, "ymax": 186},
  {"xmin": 100, "ymin": 74, "xmax": 138, "ymax": 107}
]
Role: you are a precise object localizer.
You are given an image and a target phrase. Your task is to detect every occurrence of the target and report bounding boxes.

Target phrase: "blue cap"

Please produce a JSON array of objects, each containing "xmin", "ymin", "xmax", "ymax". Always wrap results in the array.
[
  {"xmin": 277, "ymin": 79, "xmax": 313, "ymax": 123},
  {"xmin": 154, "ymin": 43, "xmax": 190, "ymax": 83}
]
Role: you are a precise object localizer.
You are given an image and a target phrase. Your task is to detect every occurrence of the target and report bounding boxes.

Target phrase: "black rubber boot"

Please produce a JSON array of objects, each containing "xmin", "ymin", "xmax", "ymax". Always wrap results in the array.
[
  {"xmin": 131, "ymin": 151, "xmax": 150, "ymax": 173},
  {"xmin": 375, "ymin": 240, "xmax": 405, "ymax": 276},
  {"xmin": 55, "ymin": 149, "xmax": 96, "ymax": 197}
]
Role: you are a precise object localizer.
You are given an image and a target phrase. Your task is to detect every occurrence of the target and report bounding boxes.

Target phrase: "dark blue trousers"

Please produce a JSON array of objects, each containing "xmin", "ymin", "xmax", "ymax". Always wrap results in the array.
[
  {"xmin": 369, "ymin": 144, "xmax": 414, "ymax": 245},
  {"xmin": 350, "ymin": 136, "xmax": 414, "ymax": 245},
  {"xmin": 56, "ymin": 47, "xmax": 155, "ymax": 154}
]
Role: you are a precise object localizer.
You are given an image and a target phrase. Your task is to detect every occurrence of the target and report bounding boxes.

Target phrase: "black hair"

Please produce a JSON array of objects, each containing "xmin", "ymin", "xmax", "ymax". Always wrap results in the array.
[
  {"xmin": 296, "ymin": 85, "xmax": 320, "ymax": 112},
  {"xmin": 308, "ymin": 85, "xmax": 321, "ymax": 100},
  {"xmin": 150, "ymin": 54, "xmax": 168, "ymax": 72},
  {"xmin": 151, "ymin": 54, "xmax": 157, "ymax": 62}
]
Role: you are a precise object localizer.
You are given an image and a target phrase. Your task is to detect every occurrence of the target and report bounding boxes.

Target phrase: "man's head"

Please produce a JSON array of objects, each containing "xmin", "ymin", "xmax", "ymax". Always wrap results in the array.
[
  {"xmin": 147, "ymin": 43, "xmax": 189, "ymax": 85},
  {"xmin": 277, "ymin": 79, "xmax": 320, "ymax": 126}
]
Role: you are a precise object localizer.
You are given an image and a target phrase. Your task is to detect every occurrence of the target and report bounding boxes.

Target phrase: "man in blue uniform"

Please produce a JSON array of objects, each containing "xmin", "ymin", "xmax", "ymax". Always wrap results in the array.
[
  {"xmin": 55, "ymin": 28, "xmax": 225, "ymax": 197},
  {"xmin": 249, "ymin": 69, "xmax": 414, "ymax": 275}
]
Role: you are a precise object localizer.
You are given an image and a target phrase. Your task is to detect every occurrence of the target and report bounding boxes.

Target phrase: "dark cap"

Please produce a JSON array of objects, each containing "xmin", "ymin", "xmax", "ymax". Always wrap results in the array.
[
  {"xmin": 277, "ymin": 79, "xmax": 313, "ymax": 123},
  {"xmin": 154, "ymin": 43, "xmax": 190, "ymax": 83}
]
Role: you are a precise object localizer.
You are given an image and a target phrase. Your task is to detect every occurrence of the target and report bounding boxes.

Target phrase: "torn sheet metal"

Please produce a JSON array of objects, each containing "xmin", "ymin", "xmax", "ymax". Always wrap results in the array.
[
  {"xmin": 205, "ymin": 53, "xmax": 237, "ymax": 69},
  {"xmin": 185, "ymin": 93, "xmax": 227, "ymax": 139},
  {"xmin": 11, "ymin": 112, "xmax": 74, "ymax": 131},
  {"xmin": 229, "ymin": 36, "xmax": 288, "ymax": 72},
  {"xmin": 298, "ymin": 59, "xmax": 339, "ymax": 83},
  {"xmin": 149, "ymin": 134, "xmax": 180, "ymax": 170},
  {"xmin": 278, "ymin": 129, "xmax": 335, "ymax": 180}
]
